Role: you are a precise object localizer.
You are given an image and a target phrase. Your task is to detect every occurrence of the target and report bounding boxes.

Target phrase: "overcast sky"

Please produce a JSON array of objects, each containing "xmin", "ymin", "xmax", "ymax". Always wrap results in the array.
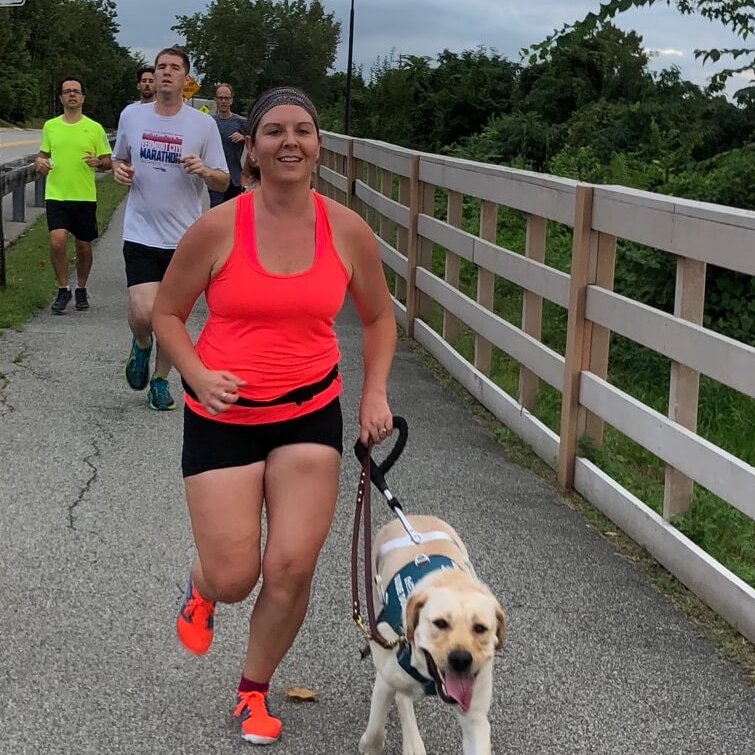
[{"xmin": 114, "ymin": 0, "xmax": 751, "ymax": 96}]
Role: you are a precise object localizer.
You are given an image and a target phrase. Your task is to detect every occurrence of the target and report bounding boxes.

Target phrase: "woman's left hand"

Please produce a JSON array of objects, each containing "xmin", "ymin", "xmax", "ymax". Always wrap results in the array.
[{"xmin": 359, "ymin": 391, "xmax": 393, "ymax": 445}]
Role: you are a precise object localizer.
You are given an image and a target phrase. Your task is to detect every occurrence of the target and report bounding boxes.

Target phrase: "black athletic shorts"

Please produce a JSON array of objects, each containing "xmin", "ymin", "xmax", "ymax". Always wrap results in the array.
[
  {"xmin": 123, "ymin": 240, "xmax": 175, "ymax": 287},
  {"xmin": 181, "ymin": 397, "xmax": 344, "ymax": 478},
  {"xmin": 45, "ymin": 200, "xmax": 98, "ymax": 242}
]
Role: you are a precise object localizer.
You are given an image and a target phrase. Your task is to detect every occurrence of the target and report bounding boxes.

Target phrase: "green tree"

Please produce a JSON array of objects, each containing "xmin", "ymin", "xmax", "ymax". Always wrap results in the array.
[
  {"xmin": 348, "ymin": 54, "xmax": 433, "ymax": 146},
  {"xmin": 450, "ymin": 111, "xmax": 553, "ymax": 170},
  {"xmin": 173, "ymin": 0, "xmax": 340, "ymax": 108},
  {"xmin": 527, "ymin": 1, "xmax": 754, "ymax": 94},
  {"xmin": 416, "ymin": 49, "xmax": 520, "ymax": 153},
  {"xmin": 519, "ymin": 24, "xmax": 653, "ymax": 126},
  {"xmin": 0, "ymin": 0, "xmax": 140, "ymax": 126},
  {"xmin": 348, "ymin": 49, "xmax": 519, "ymax": 152}
]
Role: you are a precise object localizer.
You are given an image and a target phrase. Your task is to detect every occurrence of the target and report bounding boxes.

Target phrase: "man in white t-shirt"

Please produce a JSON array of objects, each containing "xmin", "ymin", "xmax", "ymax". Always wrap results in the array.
[{"xmin": 113, "ymin": 47, "xmax": 229, "ymax": 412}]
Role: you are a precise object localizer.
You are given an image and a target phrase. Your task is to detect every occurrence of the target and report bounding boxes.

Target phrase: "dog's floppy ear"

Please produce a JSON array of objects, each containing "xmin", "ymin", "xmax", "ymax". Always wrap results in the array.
[
  {"xmin": 404, "ymin": 590, "xmax": 427, "ymax": 643},
  {"xmin": 494, "ymin": 603, "xmax": 507, "ymax": 650}
]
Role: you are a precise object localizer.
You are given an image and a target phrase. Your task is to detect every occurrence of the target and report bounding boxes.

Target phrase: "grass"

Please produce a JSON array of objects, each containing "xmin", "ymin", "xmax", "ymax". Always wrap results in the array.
[{"xmin": 0, "ymin": 179, "xmax": 127, "ymax": 330}]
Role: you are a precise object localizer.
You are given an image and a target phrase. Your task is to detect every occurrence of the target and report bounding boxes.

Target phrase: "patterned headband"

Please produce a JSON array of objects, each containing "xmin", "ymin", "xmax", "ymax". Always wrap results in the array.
[{"xmin": 247, "ymin": 87, "xmax": 319, "ymax": 138}]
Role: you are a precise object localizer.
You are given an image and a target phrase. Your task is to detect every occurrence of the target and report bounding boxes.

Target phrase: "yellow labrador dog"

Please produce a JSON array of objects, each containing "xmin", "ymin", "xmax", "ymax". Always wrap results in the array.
[{"xmin": 359, "ymin": 515, "xmax": 506, "ymax": 755}]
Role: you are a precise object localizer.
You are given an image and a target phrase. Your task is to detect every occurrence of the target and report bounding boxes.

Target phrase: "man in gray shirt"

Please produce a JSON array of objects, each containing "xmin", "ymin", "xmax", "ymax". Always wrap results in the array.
[
  {"xmin": 113, "ymin": 47, "xmax": 229, "ymax": 412},
  {"xmin": 209, "ymin": 83, "xmax": 247, "ymax": 207}
]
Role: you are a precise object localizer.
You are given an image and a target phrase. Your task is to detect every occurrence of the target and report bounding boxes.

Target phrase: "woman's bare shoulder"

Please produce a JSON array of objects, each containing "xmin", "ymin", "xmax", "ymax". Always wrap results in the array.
[
  {"xmin": 320, "ymin": 194, "xmax": 372, "ymax": 240},
  {"xmin": 183, "ymin": 197, "xmax": 236, "ymax": 245}
]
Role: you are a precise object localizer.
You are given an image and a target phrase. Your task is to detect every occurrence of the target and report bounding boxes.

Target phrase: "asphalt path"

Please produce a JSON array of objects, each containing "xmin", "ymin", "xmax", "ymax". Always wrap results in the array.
[{"xmin": 0, "ymin": 198, "xmax": 753, "ymax": 754}]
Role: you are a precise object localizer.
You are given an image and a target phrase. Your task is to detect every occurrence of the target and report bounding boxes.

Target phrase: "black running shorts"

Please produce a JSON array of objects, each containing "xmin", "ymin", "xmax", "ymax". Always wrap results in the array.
[
  {"xmin": 45, "ymin": 200, "xmax": 98, "ymax": 242},
  {"xmin": 123, "ymin": 241, "xmax": 175, "ymax": 287},
  {"xmin": 181, "ymin": 397, "xmax": 343, "ymax": 478}
]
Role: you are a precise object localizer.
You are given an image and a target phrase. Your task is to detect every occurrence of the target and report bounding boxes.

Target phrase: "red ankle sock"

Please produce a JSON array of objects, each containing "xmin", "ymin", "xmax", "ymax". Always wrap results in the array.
[{"xmin": 238, "ymin": 676, "xmax": 269, "ymax": 695}]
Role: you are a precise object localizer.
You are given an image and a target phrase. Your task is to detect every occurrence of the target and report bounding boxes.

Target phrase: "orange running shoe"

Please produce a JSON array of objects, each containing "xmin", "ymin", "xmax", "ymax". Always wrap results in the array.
[
  {"xmin": 234, "ymin": 691, "xmax": 282, "ymax": 745},
  {"xmin": 176, "ymin": 577, "xmax": 216, "ymax": 655}
]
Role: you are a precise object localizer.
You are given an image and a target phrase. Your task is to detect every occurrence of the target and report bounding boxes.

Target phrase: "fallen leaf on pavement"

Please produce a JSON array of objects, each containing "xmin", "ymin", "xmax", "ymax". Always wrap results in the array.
[{"xmin": 284, "ymin": 686, "xmax": 319, "ymax": 702}]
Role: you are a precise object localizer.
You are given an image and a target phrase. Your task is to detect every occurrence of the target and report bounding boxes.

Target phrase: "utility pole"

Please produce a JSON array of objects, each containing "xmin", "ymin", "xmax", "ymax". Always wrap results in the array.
[{"xmin": 343, "ymin": 0, "xmax": 355, "ymax": 135}]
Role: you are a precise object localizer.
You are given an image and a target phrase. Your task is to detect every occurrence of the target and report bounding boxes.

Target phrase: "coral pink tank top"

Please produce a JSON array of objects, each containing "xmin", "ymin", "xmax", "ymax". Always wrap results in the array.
[{"xmin": 185, "ymin": 190, "xmax": 350, "ymax": 425}]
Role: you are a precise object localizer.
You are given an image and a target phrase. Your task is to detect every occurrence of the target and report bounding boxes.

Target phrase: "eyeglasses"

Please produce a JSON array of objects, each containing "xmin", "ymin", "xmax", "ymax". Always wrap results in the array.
[{"xmin": 61, "ymin": 89, "xmax": 83, "ymax": 95}]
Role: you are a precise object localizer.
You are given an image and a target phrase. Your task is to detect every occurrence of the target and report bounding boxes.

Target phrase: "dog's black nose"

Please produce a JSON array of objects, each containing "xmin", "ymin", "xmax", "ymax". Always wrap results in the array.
[{"xmin": 448, "ymin": 649, "xmax": 473, "ymax": 673}]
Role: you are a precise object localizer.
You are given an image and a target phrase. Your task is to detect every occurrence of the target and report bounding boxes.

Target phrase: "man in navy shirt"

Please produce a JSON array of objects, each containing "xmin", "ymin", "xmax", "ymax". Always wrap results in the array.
[{"xmin": 209, "ymin": 83, "xmax": 247, "ymax": 206}]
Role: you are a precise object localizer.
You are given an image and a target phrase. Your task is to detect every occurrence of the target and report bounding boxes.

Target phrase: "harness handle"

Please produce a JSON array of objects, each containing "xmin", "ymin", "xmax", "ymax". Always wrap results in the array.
[{"xmin": 353, "ymin": 416, "xmax": 408, "ymax": 506}]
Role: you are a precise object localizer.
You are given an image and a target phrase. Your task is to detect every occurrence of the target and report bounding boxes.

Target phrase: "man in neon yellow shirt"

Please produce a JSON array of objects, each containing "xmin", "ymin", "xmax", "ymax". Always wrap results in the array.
[{"xmin": 35, "ymin": 77, "xmax": 112, "ymax": 314}]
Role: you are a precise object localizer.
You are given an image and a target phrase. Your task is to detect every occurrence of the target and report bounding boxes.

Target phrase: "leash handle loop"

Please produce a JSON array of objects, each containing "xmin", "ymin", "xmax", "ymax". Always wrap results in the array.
[{"xmin": 353, "ymin": 416, "xmax": 408, "ymax": 497}]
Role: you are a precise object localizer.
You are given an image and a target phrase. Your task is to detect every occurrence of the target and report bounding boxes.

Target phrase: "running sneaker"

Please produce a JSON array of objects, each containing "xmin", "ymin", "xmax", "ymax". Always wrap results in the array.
[
  {"xmin": 176, "ymin": 577, "xmax": 216, "ymax": 655},
  {"xmin": 74, "ymin": 287, "xmax": 89, "ymax": 311},
  {"xmin": 125, "ymin": 336, "xmax": 152, "ymax": 390},
  {"xmin": 147, "ymin": 376, "xmax": 176, "ymax": 411},
  {"xmin": 234, "ymin": 691, "xmax": 283, "ymax": 745},
  {"xmin": 50, "ymin": 287, "xmax": 72, "ymax": 315}
]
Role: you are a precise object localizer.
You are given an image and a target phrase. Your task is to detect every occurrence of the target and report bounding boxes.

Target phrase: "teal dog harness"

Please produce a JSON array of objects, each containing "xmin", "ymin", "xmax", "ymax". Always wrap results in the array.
[{"xmin": 377, "ymin": 554, "xmax": 457, "ymax": 695}]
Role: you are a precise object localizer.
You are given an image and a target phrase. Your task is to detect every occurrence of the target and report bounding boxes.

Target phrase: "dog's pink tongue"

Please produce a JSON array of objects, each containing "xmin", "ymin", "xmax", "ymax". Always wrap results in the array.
[{"xmin": 443, "ymin": 672, "xmax": 475, "ymax": 712}]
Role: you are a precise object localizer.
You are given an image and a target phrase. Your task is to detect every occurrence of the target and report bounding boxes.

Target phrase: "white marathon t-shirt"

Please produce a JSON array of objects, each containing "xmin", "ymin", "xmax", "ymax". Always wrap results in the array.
[{"xmin": 113, "ymin": 103, "xmax": 228, "ymax": 249}]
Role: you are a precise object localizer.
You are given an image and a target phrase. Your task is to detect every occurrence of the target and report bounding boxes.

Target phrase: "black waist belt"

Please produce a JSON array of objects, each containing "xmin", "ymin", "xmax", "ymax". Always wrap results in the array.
[{"xmin": 181, "ymin": 364, "xmax": 339, "ymax": 408}]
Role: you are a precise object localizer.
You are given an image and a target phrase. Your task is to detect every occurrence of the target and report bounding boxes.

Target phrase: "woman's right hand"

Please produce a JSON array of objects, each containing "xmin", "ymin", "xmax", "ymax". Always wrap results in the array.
[{"xmin": 190, "ymin": 369, "xmax": 247, "ymax": 415}]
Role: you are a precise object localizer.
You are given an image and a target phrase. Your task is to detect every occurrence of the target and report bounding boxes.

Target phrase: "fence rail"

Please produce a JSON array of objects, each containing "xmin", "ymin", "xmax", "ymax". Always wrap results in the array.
[
  {"xmin": 317, "ymin": 132, "xmax": 755, "ymax": 643},
  {"xmin": 0, "ymin": 153, "xmax": 46, "ymax": 287}
]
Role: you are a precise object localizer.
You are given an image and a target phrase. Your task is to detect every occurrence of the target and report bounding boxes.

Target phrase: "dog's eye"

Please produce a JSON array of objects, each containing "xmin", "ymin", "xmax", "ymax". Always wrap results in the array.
[
  {"xmin": 473, "ymin": 623, "xmax": 488, "ymax": 634},
  {"xmin": 433, "ymin": 619, "xmax": 449, "ymax": 630}
]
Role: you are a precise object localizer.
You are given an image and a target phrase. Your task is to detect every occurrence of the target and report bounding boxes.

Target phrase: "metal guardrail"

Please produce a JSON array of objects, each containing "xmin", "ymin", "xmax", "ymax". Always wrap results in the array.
[
  {"xmin": 0, "ymin": 153, "xmax": 46, "ymax": 287},
  {"xmin": 0, "ymin": 133, "xmax": 116, "ymax": 288}
]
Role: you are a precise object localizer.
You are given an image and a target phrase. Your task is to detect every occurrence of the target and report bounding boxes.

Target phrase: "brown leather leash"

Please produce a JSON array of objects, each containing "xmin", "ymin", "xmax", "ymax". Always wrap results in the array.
[
  {"xmin": 351, "ymin": 441, "xmax": 400, "ymax": 649},
  {"xmin": 350, "ymin": 417, "xmax": 412, "ymax": 650}
]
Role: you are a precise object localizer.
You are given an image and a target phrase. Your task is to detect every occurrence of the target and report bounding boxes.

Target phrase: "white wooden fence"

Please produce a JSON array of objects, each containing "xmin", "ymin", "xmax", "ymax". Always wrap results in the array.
[{"xmin": 317, "ymin": 132, "xmax": 755, "ymax": 643}]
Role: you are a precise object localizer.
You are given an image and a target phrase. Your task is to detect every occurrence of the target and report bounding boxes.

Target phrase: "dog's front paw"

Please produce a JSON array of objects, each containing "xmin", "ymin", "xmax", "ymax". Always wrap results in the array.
[
  {"xmin": 401, "ymin": 742, "xmax": 427, "ymax": 755},
  {"xmin": 359, "ymin": 730, "xmax": 385, "ymax": 755}
]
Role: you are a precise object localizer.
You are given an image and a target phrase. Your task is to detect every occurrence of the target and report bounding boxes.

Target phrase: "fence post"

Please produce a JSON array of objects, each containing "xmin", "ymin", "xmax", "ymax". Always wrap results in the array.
[
  {"xmin": 345, "ymin": 139, "xmax": 355, "ymax": 211},
  {"xmin": 416, "ymin": 180, "xmax": 435, "ymax": 323},
  {"xmin": 519, "ymin": 214, "xmax": 547, "ymax": 410},
  {"xmin": 558, "ymin": 184, "xmax": 594, "ymax": 489},
  {"xmin": 378, "ymin": 168, "xmax": 393, "ymax": 245},
  {"xmin": 396, "ymin": 173, "xmax": 409, "ymax": 303},
  {"xmin": 443, "ymin": 191, "xmax": 462, "ymax": 345},
  {"xmin": 663, "ymin": 257, "xmax": 706, "ymax": 518},
  {"xmin": 475, "ymin": 201, "xmax": 497, "ymax": 375},
  {"xmin": 353, "ymin": 155, "xmax": 364, "ymax": 218},
  {"xmin": 12, "ymin": 185, "xmax": 26, "ymax": 223},
  {"xmin": 34, "ymin": 176, "xmax": 46, "ymax": 207},
  {"xmin": 577, "ymin": 231, "xmax": 617, "ymax": 447},
  {"xmin": 366, "ymin": 162, "xmax": 378, "ymax": 230},
  {"xmin": 405, "ymin": 155, "xmax": 421, "ymax": 337},
  {"xmin": 0, "ymin": 216, "xmax": 6, "ymax": 289}
]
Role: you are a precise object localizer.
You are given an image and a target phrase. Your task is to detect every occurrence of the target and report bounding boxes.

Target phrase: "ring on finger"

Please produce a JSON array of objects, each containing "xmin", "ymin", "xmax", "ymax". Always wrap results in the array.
[
  {"xmin": 378, "ymin": 427, "xmax": 387, "ymax": 436},
  {"xmin": 221, "ymin": 391, "xmax": 229, "ymax": 400}
]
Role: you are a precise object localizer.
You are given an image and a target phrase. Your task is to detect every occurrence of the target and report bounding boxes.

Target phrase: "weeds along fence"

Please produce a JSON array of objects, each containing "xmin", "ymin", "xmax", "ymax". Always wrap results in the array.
[{"xmin": 317, "ymin": 132, "xmax": 755, "ymax": 643}]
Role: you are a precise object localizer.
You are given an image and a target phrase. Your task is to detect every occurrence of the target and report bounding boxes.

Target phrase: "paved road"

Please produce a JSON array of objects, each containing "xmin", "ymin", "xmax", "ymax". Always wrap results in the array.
[
  {"xmin": 0, "ymin": 200, "xmax": 753, "ymax": 754},
  {"xmin": 0, "ymin": 128, "xmax": 41, "ymax": 162},
  {"xmin": 1, "ymin": 129, "xmax": 44, "ymax": 246}
]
